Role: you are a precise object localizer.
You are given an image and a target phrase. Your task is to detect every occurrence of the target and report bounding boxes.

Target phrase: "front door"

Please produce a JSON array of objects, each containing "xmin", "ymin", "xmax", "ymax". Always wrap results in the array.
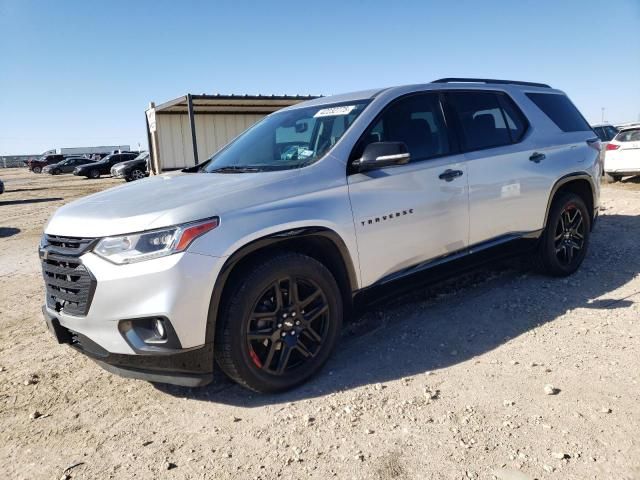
[{"xmin": 347, "ymin": 92, "xmax": 469, "ymax": 288}]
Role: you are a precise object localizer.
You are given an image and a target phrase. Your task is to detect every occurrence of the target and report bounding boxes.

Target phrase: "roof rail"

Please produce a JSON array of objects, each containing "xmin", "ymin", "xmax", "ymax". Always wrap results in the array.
[{"xmin": 432, "ymin": 78, "xmax": 551, "ymax": 88}]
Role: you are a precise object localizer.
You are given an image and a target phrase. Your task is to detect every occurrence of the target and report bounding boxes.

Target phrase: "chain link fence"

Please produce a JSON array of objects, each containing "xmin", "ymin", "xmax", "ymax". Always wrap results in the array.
[{"xmin": 0, "ymin": 155, "xmax": 37, "ymax": 168}]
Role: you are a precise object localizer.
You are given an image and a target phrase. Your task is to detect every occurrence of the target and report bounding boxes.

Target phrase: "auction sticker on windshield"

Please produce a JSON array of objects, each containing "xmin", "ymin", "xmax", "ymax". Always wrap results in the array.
[{"xmin": 314, "ymin": 105, "xmax": 357, "ymax": 117}]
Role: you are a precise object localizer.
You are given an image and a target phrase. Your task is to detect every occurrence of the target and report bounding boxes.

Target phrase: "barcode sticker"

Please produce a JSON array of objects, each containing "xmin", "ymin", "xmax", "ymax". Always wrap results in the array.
[{"xmin": 314, "ymin": 105, "xmax": 356, "ymax": 118}]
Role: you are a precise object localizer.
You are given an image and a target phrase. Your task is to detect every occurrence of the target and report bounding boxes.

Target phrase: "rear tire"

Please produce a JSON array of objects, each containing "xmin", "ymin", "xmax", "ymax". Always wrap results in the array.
[
  {"xmin": 535, "ymin": 192, "xmax": 590, "ymax": 277},
  {"xmin": 214, "ymin": 253, "xmax": 343, "ymax": 393}
]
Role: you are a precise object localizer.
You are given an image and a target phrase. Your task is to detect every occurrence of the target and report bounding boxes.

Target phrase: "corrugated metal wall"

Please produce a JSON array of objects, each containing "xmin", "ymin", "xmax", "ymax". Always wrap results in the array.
[{"xmin": 155, "ymin": 113, "xmax": 265, "ymax": 170}]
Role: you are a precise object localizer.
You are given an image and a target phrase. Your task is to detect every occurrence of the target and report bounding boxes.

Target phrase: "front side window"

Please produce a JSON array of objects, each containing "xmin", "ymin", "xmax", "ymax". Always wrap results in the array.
[
  {"xmin": 352, "ymin": 93, "xmax": 450, "ymax": 162},
  {"xmin": 447, "ymin": 92, "xmax": 519, "ymax": 151},
  {"xmin": 201, "ymin": 101, "xmax": 369, "ymax": 172}
]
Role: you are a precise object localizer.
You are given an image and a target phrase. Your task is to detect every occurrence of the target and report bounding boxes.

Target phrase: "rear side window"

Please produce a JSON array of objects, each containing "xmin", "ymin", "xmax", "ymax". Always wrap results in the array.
[
  {"xmin": 593, "ymin": 127, "xmax": 606, "ymax": 141},
  {"xmin": 605, "ymin": 126, "xmax": 619, "ymax": 140},
  {"xmin": 353, "ymin": 93, "xmax": 451, "ymax": 162},
  {"xmin": 447, "ymin": 92, "xmax": 527, "ymax": 151},
  {"xmin": 526, "ymin": 93, "xmax": 591, "ymax": 132},
  {"xmin": 615, "ymin": 129, "xmax": 640, "ymax": 142}
]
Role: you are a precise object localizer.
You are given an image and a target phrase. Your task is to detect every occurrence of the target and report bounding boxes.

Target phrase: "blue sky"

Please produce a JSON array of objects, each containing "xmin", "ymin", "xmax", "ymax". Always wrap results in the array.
[{"xmin": 1, "ymin": 0, "xmax": 638, "ymax": 155}]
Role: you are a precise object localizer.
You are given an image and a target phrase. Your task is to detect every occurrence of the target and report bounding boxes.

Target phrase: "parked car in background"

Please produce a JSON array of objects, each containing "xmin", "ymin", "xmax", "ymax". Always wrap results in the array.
[
  {"xmin": 604, "ymin": 126, "xmax": 640, "ymax": 182},
  {"xmin": 43, "ymin": 157, "xmax": 96, "ymax": 175},
  {"xmin": 41, "ymin": 78, "xmax": 600, "ymax": 392},
  {"xmin": 0, "ymin": 179, "xmax": 4, "ymax": 194},
  {"xmin": 592, "ymin": 123, "xmax": 619, "ymax": 143},
  {"xmin": 27, "ymin": 154, "xmax": 67, "ymax": 173},
  {"xmin": 110, "ymin": 152, "xmax": 150, "ymax": 182},
  {"xmin": 73, "ymin": 152, "xmax": 138, "ymax": 179}
]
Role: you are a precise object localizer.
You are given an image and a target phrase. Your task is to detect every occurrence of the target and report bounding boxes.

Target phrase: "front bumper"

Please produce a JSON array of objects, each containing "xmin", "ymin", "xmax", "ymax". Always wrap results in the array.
[
  {"xmin": 43, "ymin": 307, "xmax": 214, "ymax": 386},
  {"xmin": 42, "ymin": 250, "xmax": 224, "ymax": 385},
  {"xmin": 110, "ymin": 168, "xmax": 126, "ymax": 178}
]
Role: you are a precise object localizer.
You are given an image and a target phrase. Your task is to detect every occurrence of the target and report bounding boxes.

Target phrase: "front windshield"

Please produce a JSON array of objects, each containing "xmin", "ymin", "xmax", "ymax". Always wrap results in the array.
[{"xmin": 201, "ymin": 101, "xmax": 369, "ymax": 172}]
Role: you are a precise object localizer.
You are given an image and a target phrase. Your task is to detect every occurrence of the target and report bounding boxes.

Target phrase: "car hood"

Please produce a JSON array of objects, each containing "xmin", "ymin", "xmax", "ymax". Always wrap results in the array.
[
  {"xmin": 77, "ymin": 161, "xmax": 105, "ymax": 169},
  {"xmin": 113, "ymin": 159, "xmax": 144, "ymax": 170},
  {"xmin": 45, "ymin": 170, "xmax": 303, "ymax": 237}
]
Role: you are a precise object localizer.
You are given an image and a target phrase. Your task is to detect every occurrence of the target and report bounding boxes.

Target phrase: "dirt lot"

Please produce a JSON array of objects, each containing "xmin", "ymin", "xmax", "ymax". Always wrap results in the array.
[{"xmin": 0, "ymin": 168, "xmax": 639, "ymax": 480}]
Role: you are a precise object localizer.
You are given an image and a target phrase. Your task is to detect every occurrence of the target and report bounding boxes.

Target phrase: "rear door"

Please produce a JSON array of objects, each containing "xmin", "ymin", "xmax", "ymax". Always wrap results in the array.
[
  {"xmin": 347, "ymin": 92, "xmax": 469, "ymax": 287},
  {"xmin": 445, "ymin": 90, "xmax": 550, "ymax": 245}
]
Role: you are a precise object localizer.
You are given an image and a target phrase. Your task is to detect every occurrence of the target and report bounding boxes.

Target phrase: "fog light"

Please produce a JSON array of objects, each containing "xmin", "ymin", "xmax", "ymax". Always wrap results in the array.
[{"xmin": 154, "ymin": 318, "xmax": 167, "ymax": 340}]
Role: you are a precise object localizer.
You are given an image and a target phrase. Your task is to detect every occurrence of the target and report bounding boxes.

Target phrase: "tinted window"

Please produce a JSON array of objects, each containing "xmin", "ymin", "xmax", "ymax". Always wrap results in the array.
[
  {"xmin": 615, "ymin": 128, "xmax": 640, "ymax": 142},
  {"xmin": 447, "ymin": 92, "xmax": 514, "ymax": 150},
  {"xmin": 526, "ymin": 93, "xmax": 591, "ymax": 132},
  {"xmin": 593, "ymin": 127, "xmax": 606, "ymax": 141},
  {"xmin": 498, "ymin": 95, "xmax": 528, "ymax": 142},
  {"xmin": 354, "ymin": 93, "xmax": 450, "ymax": 161},
  {"xmin": 605, "ymin": 126, "xmax": 619, "ymax": 140}
]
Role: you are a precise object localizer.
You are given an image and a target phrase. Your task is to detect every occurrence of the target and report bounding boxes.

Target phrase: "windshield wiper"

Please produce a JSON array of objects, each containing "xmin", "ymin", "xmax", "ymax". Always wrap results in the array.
[{"xmin": 207, "ymin": 166, "xmax": 262, "ymax": 173}]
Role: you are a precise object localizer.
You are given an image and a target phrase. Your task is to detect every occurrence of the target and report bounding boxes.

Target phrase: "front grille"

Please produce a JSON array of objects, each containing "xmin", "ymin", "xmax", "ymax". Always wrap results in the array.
[
  {"xmin": 41, "ymin": 234, "xmax": 97, "ymax": 316},
  {"xmin": 43, "ymin": 234, "xmax": 96, "ymax": 256}
]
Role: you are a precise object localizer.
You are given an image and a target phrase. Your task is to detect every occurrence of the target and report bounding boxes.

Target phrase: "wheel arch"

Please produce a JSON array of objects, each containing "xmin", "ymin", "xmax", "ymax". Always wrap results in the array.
[
  {"xmin": 543, "ymin": 173, "xmax": 596, "ymax": 230},
  {"xmin": 204, "ymin": 227, "xmax": 358, "ymax": 344}
]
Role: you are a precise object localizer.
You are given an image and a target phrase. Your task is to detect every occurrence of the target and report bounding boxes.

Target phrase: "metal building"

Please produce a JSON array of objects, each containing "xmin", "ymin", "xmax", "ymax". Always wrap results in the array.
[{"xmin": 145, "ymin": 94, "xmax": 317, "ymax": 174}]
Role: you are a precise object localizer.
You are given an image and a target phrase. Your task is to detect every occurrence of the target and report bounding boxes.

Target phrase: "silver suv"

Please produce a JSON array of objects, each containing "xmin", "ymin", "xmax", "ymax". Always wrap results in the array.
[{"xmin": 40, "ymin": 78, "xmax": 601, "ymax": 392}]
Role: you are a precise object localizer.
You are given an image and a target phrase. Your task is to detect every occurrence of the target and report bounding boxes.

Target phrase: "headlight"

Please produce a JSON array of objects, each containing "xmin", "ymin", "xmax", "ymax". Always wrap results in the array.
[{"xmin": 93, "ymin": 218, "xmax": 219, "ymax": 264}]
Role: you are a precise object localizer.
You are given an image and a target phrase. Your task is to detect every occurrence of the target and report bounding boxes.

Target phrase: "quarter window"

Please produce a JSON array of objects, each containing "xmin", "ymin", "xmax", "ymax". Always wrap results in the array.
[
  {"xmin": 526, "ymin": 92, "xmax": 591, "ymax": 132},
  {"xmin": 353, "ymin": 93, "xmax": 451, "ymax": 162},
  {"xmin": 447, "ymin": 92, "xmax": 526, "ymax": 151}
]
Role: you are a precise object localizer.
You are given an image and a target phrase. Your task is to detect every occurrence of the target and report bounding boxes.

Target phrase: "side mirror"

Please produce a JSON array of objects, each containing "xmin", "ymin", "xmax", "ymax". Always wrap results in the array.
[{"xmin": 354, "ymin": 142, "xmax": 410, "ymax": 172}]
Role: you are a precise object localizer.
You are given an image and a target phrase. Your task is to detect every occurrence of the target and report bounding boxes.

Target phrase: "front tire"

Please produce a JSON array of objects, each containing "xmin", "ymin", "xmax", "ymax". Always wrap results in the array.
[
  {"xmin": 88, "ymin": 169, "xmax": 100, "ymax": 179},
  {"xmin": 536, "ymin": 193, "xmax": 590, "ymax": 277},
  {"xmin": 214, "ymin": 253, "xmax": 343, "ymax": 393},
  {"xmin": 32, "ymin": 166, "xmax": 42, "ymax": 174},
  {"xmin": 129, "ymin": 168, "xmax": 145, "ymax": 181}
]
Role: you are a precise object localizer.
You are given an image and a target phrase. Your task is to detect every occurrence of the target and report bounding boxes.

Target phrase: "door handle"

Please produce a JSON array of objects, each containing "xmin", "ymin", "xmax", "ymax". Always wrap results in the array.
[
  {"xmin": 529, "ymin": 152, "xmax": 546, "ymax": 163},
  {"xmin": 438, "ymin": 169, "xmax": 463, "ymax": 181}
]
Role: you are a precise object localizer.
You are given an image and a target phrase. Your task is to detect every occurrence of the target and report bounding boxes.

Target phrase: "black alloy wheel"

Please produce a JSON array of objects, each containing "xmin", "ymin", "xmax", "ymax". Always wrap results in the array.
[
  {"xmin": 536, "ymin": 192, "xmax": 590, "ymax": 276},
  {"xmin": 553, "ymin": 204, "xmax": 585, "ymax": 266},
  {"xmin": 246, "ymin": 276, "xmax": 330, "ymax": 375},
  {"xmin": 215, "ymin": 253, "xmax": 342, "ymax": 393},
  {"xmin": 32, "ymin": 166, "xmax": 42, "ymax": 173},
  {"xmin": 88, "ymin": 168, "xmax": 100, "ymax": 179}
]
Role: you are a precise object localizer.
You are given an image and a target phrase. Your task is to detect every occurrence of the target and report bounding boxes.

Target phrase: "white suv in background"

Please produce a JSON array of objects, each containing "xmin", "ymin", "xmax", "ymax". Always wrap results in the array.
[
  {"xmin": 40, "ymin": 78, "xmax": 600, "ymax": 393},
  {"xmin": 604, "ymin": 126, "xmax": 640, "ymax": 182}
]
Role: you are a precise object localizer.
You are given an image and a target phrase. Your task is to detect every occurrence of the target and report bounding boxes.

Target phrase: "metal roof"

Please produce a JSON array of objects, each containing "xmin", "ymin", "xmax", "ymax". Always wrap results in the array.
[{"xmin": 153, "ymin": 94, "xmax": 320, "ymax": 114}]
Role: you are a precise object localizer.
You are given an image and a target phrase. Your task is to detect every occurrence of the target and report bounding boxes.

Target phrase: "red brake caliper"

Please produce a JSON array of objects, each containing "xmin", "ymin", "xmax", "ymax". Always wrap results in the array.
[{"xmin": 249, "ymin": 348, "xmax": 262, "ymax": 368}]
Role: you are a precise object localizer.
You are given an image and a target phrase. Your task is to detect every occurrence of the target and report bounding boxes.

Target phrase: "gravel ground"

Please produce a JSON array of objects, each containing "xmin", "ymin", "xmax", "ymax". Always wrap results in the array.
[{"xmin": 0, "ymin": 168, "xmax": 639, "ymax": 480}]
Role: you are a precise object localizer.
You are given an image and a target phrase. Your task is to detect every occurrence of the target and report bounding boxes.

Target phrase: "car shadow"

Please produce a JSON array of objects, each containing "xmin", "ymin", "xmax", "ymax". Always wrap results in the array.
[
  {"xmin": 156, "ymin": 213, "xmax": 640, "ymax": 406},
  {"xmin": 0, "ymin": 227, "xmax": 20, "ymax": 238},
  {"xmin": 0, "ymin": 197, "xmax": 63, "ymax": 206}
]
